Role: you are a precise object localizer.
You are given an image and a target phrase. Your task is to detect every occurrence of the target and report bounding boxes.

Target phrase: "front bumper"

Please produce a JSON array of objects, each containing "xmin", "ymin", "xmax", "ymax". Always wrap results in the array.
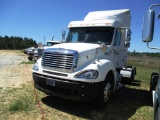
[{"xmin": 33, "ymin": 73, "xmax": 102, "ymax": 102}]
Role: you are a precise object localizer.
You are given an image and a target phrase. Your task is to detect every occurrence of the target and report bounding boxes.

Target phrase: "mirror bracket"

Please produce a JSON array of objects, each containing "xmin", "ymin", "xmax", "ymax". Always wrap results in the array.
[
  {"xmin": 124, "ymin": 41, "xmax": 130, "ymax": 48},
  {"xmin": 147, "ymin": 41, "xmax": 160, "ymax": 50}
]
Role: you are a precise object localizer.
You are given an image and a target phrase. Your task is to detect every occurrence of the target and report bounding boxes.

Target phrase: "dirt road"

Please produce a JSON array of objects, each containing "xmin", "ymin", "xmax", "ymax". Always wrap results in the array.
[{"xmin": 0, "ymin": 50, "xmax": 33, "ymax": 88}]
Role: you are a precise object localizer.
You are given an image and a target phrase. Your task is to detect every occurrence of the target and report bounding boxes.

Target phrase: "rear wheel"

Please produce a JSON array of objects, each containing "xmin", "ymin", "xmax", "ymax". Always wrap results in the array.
[
  {"xmin": 155, "ymin": 107, "xmax": 160, "ymax": 120},
  {"xmin": 94, "ymin": 75, "xmax": 113, "ymax": 109},
  {"xmin": 154, "ymin": 99, "xmax": 160, "ymax": 120}
]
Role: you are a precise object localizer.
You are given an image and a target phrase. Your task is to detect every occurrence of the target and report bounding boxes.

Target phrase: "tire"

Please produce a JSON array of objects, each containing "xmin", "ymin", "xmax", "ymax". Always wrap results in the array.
[
  {"xmin": 94, "ymin": 75, "xmax": 113, "ymax": 109},
  {"xmin": 154, "ymin": 99, "xmax": 160, "ymax": 120},
  {"xmin": 150, "ymin": 73, "xmax": 159, "ymax": 94},
  {"xmin": 155, "ymin": 107, "xmax": 160, "ymax": 120},
  {"xmin": 28, "ymin": 56, "xmax": 33, "ymax": 61}
]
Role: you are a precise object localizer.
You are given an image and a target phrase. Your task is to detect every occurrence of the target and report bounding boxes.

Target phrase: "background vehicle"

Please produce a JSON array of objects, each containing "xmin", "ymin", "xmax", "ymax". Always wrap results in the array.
[
  {"xmin": 23, "ymin": 47, "xmax": 35, "ymax": 54},
  {"xmin": 32, "ymin": 9, "xmax": 136, "ymax": 108},
  {"xmin": 33, "ymin": 40, "xmax": 61, "ymax": 61},
  {"xmin": 142, "ymin": 4, "xmax": 160, "ymax": 120},
  {"xmin": 28, "ymin": 48, "xmax": 38, "ymax": 61},
  {"xmin": 23, "ymin": 47, "xmax": 36, "ymax": 61}
]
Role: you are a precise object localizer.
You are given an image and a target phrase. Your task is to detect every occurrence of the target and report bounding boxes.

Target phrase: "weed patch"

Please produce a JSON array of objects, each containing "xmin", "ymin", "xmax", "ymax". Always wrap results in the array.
[
  {"xmin": 20, "ymin": 61, "xmax": 35, "ymax": 64},
  {"xmin": 3, "ymin": 84, "xmax": 36, "ymax": 113},
  {"xmin": 9, "ymin": 95, "xmax": 33, "ymax": 112}
]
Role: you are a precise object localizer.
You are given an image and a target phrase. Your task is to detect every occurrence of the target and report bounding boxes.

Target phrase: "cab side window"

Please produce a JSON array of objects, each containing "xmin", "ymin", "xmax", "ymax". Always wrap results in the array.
[{"xmin": 114, "ymin": 29, "xmax": 121, "ymax": 46}]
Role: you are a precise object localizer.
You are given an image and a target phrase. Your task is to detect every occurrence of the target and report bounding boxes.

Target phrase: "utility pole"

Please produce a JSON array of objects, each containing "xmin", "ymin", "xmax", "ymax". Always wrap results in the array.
[{"xmin": 43, "ymin": 37, "xmax": 45, "ymax": 45}]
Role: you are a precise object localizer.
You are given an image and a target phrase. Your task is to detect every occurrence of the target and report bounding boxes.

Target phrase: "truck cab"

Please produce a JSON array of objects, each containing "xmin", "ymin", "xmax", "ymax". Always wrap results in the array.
[{"xmin": 32, "ymin": 9, "xmax": 136, "ymax": 108}]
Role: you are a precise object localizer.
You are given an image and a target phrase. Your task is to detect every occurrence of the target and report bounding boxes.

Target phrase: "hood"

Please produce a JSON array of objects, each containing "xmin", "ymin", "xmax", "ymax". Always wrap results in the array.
[
  {"xmin": 50, "ymin": 43, "xmax": 100, "ymax": 56},
  {"xmin": 42, "ymin": 43, "xmax": 109, "ymax": 73},
  {"xmin": 43, "ymin": 43, "xmax": 101, "ymax": 72}
]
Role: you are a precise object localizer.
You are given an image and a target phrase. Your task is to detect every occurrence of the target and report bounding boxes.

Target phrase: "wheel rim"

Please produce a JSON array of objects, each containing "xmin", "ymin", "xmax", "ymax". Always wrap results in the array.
[{"xmin": 104, "ymin": 83, "xmax": 112, "ymax": 103}]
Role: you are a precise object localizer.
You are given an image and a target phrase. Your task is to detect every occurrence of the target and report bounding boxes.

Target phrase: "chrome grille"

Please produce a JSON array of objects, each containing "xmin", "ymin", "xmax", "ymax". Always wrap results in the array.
[{"xmin": 42, "ymin": 48, "xmax": 78, "ymax": 72}]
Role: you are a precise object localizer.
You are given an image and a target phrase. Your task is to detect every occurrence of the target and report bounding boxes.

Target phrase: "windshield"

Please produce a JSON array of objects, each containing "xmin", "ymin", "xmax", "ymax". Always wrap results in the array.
[
  {"xmin": 65, "ymin": 27, "xmax": 114, "ymax": 45},
  {"xmin": 47, "ymin": 42, "xmax": 59, "ymax": 46}
]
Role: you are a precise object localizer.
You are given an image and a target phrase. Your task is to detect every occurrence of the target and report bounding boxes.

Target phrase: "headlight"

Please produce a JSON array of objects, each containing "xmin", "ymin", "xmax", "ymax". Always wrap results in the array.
[
  {"xmin": 32, "ymin": 62, "xmax": 39, "ymax": 71},
  {"xmin": 75, "ymin": 70, "xmax": 98, "ymax": 79}
]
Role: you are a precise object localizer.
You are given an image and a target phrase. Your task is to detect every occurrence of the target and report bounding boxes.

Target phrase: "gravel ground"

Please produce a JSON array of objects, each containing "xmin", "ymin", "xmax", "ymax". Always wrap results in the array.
[{"xmin": 0, "ymin": 50, "xmax": 33, "ymax": 88}]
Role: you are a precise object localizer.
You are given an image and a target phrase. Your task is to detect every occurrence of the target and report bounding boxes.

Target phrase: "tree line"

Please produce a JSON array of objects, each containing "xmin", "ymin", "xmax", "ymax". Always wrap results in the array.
[
  {"xmin": 128, "ymin": 51, "xmax": 160, "ymax": 58},
  {"xmin": 0, "ymin": 35, "xmax": 37, "ymax": 49}
]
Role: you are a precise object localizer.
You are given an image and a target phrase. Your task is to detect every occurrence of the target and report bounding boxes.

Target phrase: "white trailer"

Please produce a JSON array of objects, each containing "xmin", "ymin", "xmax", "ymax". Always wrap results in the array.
[{"xmin": 32, "ymin": 9, "xmax": 136, "ymax": 108}]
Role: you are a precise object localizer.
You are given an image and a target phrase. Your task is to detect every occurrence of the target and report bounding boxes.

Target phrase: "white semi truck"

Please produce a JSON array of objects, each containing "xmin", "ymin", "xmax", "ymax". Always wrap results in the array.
[
  {"xmin": 32, "ymin": 9, "xmax": 136, "ymax": 108},
  {"xmin": 142, "ymin": 4, "xmax": 160, "ymax": 119}
]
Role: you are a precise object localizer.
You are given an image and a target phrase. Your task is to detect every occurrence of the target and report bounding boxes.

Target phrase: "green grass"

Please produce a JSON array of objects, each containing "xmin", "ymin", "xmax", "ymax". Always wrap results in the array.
[
  {"xmin": 0, "ymin": 85, "xmax": 35, "ymax": 113},
  {"xmin": 128, "ymin": 56, "xmax": 159, "ymax": 88},
  {"xmin": 128, "ymin": 56, "xmax": 160, "ymax": 70}
]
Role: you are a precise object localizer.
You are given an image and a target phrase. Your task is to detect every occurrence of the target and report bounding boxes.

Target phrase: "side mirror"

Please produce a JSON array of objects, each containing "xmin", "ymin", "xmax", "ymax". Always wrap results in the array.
[
  {"xmin": 124, "ymin": 41, "xmax": 130, "ymax": 48},
  {"xmin": 62, "ymin": 31, "xmax": 66, "ymax": 41},
  {"xmin": 125, "ymin": 29, "xmax": 131, "ymax": 41},
  {"xmin": 142, "ymin": 10, "xmax": 155, "ymax": 42}
]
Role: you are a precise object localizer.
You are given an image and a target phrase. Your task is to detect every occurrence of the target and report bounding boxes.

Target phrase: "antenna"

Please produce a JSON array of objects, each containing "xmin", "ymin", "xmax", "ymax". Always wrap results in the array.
[{"xmin": 52, "ymin": 36, "xmax": 54, "ymax": 41}]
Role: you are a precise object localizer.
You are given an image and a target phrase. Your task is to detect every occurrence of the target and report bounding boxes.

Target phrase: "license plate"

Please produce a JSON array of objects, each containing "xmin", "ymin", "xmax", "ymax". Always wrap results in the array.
[{"xmin": 46, "ymin": 78, "xmax": 55, "ymax": 86}]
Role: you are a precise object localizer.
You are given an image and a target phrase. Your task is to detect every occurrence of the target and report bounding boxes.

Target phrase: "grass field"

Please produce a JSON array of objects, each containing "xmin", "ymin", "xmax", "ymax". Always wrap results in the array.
[{"xmin": 0, "ymin": 55, "xmax": 159, "ymax": 120}]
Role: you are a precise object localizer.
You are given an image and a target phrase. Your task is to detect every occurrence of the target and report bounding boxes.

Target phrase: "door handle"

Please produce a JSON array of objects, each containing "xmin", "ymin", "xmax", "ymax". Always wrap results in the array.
[{"xmin": 114, "ymin": 50, "xmax": 119, "ymax": 55}]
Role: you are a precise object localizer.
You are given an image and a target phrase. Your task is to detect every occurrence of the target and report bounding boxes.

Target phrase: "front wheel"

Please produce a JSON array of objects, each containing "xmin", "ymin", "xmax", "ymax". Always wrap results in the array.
[{"xmin": 94, "ymin": 75, "xmax": 113, "ymax": 109}]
